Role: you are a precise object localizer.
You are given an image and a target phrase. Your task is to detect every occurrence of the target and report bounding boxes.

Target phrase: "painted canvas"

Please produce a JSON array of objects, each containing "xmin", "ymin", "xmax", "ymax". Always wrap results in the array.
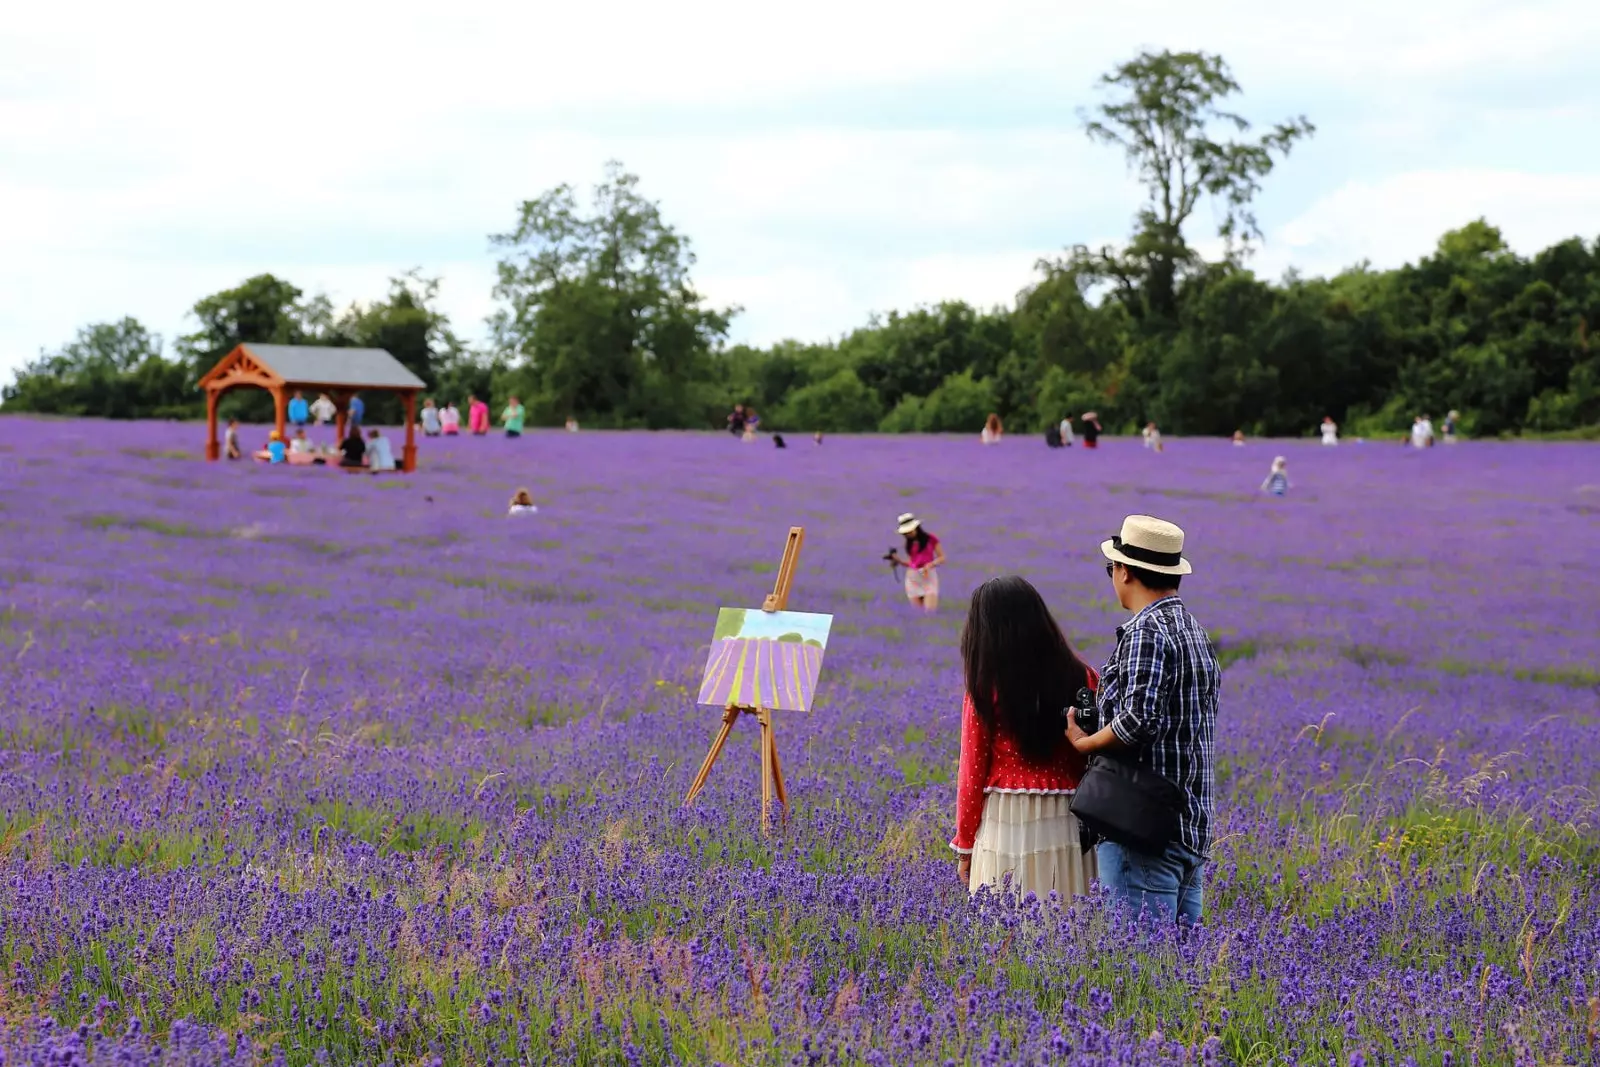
[{"xmin": 697, "ymin": 608, "xmax": 832, "ymax": 712}]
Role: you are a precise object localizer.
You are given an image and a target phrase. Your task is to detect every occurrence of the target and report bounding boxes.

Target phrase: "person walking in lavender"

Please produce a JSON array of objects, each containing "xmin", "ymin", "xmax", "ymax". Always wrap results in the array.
[
  {"xmin": 1260, "ymin": 456, "xmax": 1291, "ymax": 496},
  {"xmin": 1066, "ymin": 515, "xmax": 1219, "ymax": 923}
]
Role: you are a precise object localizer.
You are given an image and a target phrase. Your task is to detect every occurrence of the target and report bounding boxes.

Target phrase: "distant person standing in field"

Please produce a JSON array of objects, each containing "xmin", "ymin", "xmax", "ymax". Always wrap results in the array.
[
  {"xmin": 1260, "ymin": 456, "xmax": 1291, "ymax": 496},
  {"xmin": 1080, "ymin": 412, "xmax": 1102, "ymax": 450},
  {"xmin": 1442, "ymin": 410, "xmax": 1461, "ymax": 443},
  {"xmin": 728, "ymin": 405, "xmax": 746, "ymax": 436},
  {"xmin": 224, "ymin": 419, "xmax": 242, "ymax": 460},
  {"xmin": 1320, "ymin": 416, "xmax": 1339, "ymax": 446},
  {"xmin": 890, "ymin": 514, "xmax": 946, "ymax": 613},
  {"xmin": 508, "ymin": 488, "xmax": 538, "ymax": 515},
  {"xmin": 310, "ymin": 393, "xmax": 336, "ymax": 426},
  {"xmin": 1060, "ymin": 416, "xmax": 1075, "ymax": 447},
  {"xmin": 468, "ymin": 395, "xmax": 490, "ymax": 435},
  {"xmin": 1067, "ymin": 515, "xmax": 1219, "ymax": 924},
  {"xmin": 502, "ymin": 397, "xmax": 527, "ymax": 439},
  {"xmin": 981, "ymin": 413, "xmax": 1004, "ymax": 445},
  {"xmin": 1143, "ymin": 422, "xmax": 1164, "ymax": 452},
  {"xmin": 440, "ymin": 402, "xmax": 461, "ymax": 435},
  {"xmin": 348, "ymin": 393, "xmax": 365, "ymax": 430},
  {"xmin": 287, "ymin": 391, "xmax": 310, "ymax": 431},
  {"xmin": 420, "ymin": 398, "xmax": 442, "ymax": 437},
  {"xmin": 742, "ymin": 409, "xmax": 761, "ymax": 441},
  {"xmin": 1412, "ymin": 414, "xmax": 1434, "ymax": 449},
  {"xmin": 1232, "ymin": 429, "xmax": 1246, "ymax": 447},
  {"xmin": 951, "ymin": 576, "xmax": 1101, "ymax": 899}
]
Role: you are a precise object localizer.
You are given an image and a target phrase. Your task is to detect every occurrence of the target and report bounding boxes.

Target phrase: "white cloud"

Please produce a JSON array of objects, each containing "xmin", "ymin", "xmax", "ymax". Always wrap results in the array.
[{"xmin": 1256, "ymin": 170, "xmax": 1600, "ymax": 281}]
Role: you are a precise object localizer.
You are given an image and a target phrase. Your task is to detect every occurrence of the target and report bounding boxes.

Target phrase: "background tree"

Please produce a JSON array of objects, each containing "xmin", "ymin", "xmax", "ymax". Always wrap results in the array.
[
  {"xmin": 490, "ymin": 162, "xmax": 735, "ymax": 428},
  {"xmin": 1074, "ymin": 50, "xmax": 1314, "ymax": 322},
  {"xmin": 1, "ymin": 319, "xmax": 186, "ymax": 418}
]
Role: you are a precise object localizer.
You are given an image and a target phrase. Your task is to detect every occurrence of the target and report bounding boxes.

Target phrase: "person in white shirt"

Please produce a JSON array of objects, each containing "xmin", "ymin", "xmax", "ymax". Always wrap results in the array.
[
  {"xmin": 366, "ymin": 428, "xmax": 396, "ymax": 471},
  {"xmin": 440, "ymin": 403, "xmax": 460, "ymax": 435},
  {"xmin": 508, "ymin": 488, "xmax": 538, "ymax": 515},
  {"xmin": 310, "ymin": 393, "xmax": 337, "ymax": 426},
  {"xmin": 420, "ymin": 398, "xmax": 442, "ymax": 436},
  {"xmin": 1320, "ymin": 417, "xmax": 1339, "ymax": 446},
  {"xmin": 1411, "ymin": 414, "xmax": 1434, "ymax": 449},
  {"xmin": 289, "ymin": 429, "xmax": 313, "ymax": 454},
  {"xmin": 1059, "ymin": 417, "xmax": 1075, "ymax": 447}
]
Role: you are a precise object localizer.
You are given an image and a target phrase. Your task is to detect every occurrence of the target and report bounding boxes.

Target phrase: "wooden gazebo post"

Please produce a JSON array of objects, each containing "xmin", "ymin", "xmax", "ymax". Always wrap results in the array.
[
  {"xmin": 204, "ymin": 389, "xmax": 221, "ymax": 461},
  {"xmin": 401, "ymin": 391, "xmax": 418, "ymax": 472},
  {"xmin": 271, "ymin": 387, "xmax": 288, "ymax": 441}
]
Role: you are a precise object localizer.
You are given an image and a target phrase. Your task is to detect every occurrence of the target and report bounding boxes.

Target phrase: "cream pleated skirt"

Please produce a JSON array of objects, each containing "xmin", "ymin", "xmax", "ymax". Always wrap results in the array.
[{"xmin": 969, "ymin": 791, "xmax": 1097, "ymax": 900}]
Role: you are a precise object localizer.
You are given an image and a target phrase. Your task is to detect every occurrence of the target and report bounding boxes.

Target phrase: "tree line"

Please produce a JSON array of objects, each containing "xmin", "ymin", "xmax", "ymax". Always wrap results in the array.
[{"xmin": 5, "ymin": 51, "xmax": 1596, "ymax": 438}]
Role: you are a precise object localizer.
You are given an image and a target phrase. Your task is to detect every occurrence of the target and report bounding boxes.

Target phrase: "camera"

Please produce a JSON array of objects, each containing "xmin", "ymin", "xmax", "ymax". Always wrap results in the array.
[
  {"xmin": 1072, "ymin": 686, "xmax": 1097, "ymax": 733},
  {"xmin": 882, "ymin": 548, "xmax": 901, "ymax": 565}
]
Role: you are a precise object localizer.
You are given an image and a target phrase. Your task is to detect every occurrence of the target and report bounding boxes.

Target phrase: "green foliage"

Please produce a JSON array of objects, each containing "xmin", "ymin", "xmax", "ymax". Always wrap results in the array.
[
  {"xmin": 489, "ymin": 161, "xmax": 734, "ymax": 429},
  {"xmin": 772, "ymin": 368, "xmax": 881, "ymax": 432},
  {"xmin": 1, "ymin": 319, "xmax": 187, "ymax": 418},
  {"xmin": 711, "ymin": 609, "xmax": 746, "ymax": 642}
]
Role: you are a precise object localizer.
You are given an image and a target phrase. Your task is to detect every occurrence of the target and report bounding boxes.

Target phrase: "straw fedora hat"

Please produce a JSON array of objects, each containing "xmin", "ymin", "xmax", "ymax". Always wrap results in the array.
[
  {"xmin": 896, "ymin": 512, "xmax": 922, "ymax": 535},
  {"xmin": 1101, "ymin": 514, "xmax": 1192, "ymax": 575}
]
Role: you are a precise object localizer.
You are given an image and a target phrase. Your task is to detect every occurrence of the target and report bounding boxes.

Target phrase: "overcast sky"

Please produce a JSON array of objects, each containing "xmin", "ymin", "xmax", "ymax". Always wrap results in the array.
[{"xmin": 4, "ymin": 0, "xmax": 1598, "ymax": 384}]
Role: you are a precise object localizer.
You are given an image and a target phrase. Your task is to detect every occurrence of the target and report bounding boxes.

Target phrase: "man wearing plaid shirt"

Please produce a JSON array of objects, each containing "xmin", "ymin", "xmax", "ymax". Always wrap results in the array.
[{"xmin": 1067, "ymin": 515, "xmax": 1220, "ymax": 923}]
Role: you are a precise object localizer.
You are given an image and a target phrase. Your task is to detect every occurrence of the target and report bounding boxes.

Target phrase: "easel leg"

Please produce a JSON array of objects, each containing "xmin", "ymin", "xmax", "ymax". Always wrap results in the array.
[
  {"xmin": 758, "ymin": 708, "xmax": 775, "ymax": 833},
  {"xmin": 684, "ymin": 706, "xmax": 741, "ymax": 806},
  {"xmin": 770, "ymin": 738, "xmax": 789, "ymax": 823}
]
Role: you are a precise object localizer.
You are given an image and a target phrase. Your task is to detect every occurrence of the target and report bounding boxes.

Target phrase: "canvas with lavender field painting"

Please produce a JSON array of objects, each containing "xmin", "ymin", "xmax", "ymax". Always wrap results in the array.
[{"xmin": 697, "ymin": 608, "xmax": 832, "ymax": 711}]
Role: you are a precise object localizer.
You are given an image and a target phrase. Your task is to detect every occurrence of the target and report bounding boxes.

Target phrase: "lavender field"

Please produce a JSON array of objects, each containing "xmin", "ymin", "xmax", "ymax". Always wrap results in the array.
[{"xmin": 0, "ymin": 418, "xmax": 1596, "ymax": 1067}]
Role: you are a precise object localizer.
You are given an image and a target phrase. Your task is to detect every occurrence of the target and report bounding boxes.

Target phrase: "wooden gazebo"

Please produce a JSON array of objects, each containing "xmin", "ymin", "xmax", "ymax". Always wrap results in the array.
[{"xmin": 198, "ymin": 343, "xmax": 426, "ymax": 472}]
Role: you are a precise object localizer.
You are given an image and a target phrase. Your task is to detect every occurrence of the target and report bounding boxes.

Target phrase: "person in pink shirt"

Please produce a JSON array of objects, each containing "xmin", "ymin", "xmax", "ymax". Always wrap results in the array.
[
  {"xmin": 467, "ymin": 394, "xmax": 490, "ymax": 436},
  {"xmin": 889, "ymin": 513, "xmax": 947, "ymax": 612}
]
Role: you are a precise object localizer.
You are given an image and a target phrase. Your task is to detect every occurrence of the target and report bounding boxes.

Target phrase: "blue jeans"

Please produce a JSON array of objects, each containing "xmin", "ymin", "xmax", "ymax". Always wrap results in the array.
[{"xmin": 1096, "ymin": 839, "xmax": 1205, "ymax": 923}]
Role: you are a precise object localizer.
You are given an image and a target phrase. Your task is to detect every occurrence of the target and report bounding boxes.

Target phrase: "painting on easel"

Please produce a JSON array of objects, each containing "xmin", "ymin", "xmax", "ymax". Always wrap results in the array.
[{"xmin": 697, "ymin": 608, "xmax": 832, "ymax": 712}]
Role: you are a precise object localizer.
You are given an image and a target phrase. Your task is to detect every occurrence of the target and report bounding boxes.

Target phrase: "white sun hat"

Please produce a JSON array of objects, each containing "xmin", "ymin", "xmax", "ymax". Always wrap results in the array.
[
  {"xmin": 1100, "ymin": 514, "xmax": 1192, "ymax": 576},
  {"xmin": 896, "ymin": 512, "xmax": 922, "ymax": 535}
]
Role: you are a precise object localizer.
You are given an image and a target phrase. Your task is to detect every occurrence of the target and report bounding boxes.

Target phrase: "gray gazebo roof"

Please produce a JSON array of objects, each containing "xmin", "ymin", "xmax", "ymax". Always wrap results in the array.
[{"xmin": 238, "ymin": 343, "xmax": 425, "ymax": 390}]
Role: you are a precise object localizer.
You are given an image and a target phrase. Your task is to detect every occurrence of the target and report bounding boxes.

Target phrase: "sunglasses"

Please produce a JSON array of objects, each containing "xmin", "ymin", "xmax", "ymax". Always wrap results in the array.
[{"xmin": 1104, "ymin": 561, "xmax": 1118, "ymax": 577}]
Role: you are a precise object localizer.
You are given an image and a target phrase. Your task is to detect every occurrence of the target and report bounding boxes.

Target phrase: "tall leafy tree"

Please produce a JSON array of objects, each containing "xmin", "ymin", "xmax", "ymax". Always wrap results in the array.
[
  {"xmin": 176, "ymin": 274, "xmax": 331, "ymax": 376},
  {"xmin": 1074, "ymin": 50, "xmax": 1314, "ymax": 322},
  {"xmin": 490, "ymin": 162, "xmax": 734, "ymax": 428}
]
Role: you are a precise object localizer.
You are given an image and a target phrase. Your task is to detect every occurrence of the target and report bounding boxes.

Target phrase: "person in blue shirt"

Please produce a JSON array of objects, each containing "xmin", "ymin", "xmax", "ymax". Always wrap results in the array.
[
  {"xmin": 1260, "ymin": 456, "xmax": 1290, "ymax": 496},
  {"xmin": 287, "ymin": 391, "xmax": 310, "ymax": 428},
  {"xmin": 348, "ymin": 394, "xmax": 364, "ymax": 429},
  {"xmin": 267, "ymin": 430, "xmax": 287, "ymax": 464}
]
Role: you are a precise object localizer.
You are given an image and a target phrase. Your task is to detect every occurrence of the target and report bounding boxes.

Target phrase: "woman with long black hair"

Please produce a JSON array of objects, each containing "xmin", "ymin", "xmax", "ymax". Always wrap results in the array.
[
  {"xmin": 950, "ymin": 575, "xmax": 1099, "ymax": 898},
  {"xmin": 889, "ymin": 514, "xmax": 947, "ymax": 612}
]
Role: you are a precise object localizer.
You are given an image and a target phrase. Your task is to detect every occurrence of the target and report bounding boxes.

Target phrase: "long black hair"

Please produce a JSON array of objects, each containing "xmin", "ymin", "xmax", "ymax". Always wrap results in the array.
[
  {"xmin": 961, "ymin": 575, "xmax": 1091, "ymax": 762},
  {"xmin": 904, "ymin": 526, "xmax": 931, "ymax": 554}
]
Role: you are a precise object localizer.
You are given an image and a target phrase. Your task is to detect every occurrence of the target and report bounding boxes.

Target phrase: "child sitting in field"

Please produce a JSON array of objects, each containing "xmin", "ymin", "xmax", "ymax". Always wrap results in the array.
[
  {"xmin": 255, "ymin": 430, "xmax": 287, "ymax": 464},
  {"xmin": 1261, "ymin": 456, "xmax": 1291, "ymax": 496},
  {"xmin": 508, "ymin": 488, "xmax": 539, "ymax": 516}
]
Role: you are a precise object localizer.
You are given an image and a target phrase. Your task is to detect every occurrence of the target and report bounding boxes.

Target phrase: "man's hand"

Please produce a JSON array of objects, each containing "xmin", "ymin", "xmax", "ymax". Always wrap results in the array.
[{"xmin": 956, "ymin": 855, "xmax": 971, "ymax": 887}]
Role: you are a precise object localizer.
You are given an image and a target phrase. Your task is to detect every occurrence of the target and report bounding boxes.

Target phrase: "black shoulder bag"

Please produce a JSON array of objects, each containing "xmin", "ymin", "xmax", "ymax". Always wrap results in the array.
[{"xmin": 1067, "ymin": 689, "xmax": 1186, "ymax": 855}]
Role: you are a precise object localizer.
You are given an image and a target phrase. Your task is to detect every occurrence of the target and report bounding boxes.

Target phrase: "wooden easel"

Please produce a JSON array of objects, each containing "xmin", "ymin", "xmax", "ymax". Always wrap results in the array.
[{"xmin": 682, "ymin": 526, "xmax": 804, "ymax": 833}]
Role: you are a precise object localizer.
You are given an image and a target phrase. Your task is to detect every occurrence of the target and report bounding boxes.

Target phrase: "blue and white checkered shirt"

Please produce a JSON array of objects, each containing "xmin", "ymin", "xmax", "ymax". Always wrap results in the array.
[{"xmin": 1098, "ymin": 595, "xmax": 1221, "ymax": 856}]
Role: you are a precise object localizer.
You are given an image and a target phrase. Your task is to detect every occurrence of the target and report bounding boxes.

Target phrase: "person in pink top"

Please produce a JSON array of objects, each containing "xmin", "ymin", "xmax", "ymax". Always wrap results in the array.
[
  {"xmin": 889, "ymin": 513, "xmax": 947, "ymax": 612},
  {"xmin": 467, "ymin": 394, "xmax": 490, "ymax": 436}
]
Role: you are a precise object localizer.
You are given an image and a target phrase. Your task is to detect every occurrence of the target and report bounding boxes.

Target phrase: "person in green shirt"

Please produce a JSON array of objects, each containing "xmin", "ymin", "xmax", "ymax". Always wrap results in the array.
[{"xmin": 502, "ymin": 397, "xmax": 527, "ymax": 438}]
